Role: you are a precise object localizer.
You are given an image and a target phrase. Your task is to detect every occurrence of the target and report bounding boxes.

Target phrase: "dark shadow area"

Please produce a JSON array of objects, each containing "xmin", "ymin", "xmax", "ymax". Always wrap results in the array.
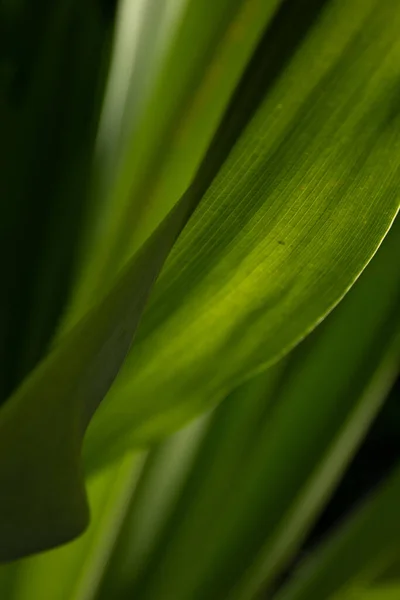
[
  {"xmin": 0, "ymin": 1, "xmax": 116, "ymax": 403},
  {"xmin": 267, "ymin": 373, "xmax": 400, "ymax": 597}
]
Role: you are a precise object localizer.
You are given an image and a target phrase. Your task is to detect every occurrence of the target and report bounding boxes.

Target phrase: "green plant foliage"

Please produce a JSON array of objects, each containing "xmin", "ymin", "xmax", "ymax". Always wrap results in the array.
[
  {"xmin": 0, "ymin": 453, "xmax": 141, "ymax": 600},
  {"xmin": 0, "ymin": 0, "xmax": 281, "ymax": 558},
  {"xmin": 276, "ymin": 460, "xmax": 400, "ymax": 600},
  {"xmin": 0, "ymin": 0, "xmax": 399, "ymax": 597},
  {"xmin": 84, "ymin": 0, "xmax": 400, "ymax": 468},
  {"xmin": 62, "ymin": 0, "xmax": 281, "ymax": 329},
  {"xmin": 0, "ymin": 0, "xmax": 115, "ymax": 398},
  {"xmin": 3, "ymin": 213, "xmax": 398, "ymax": 600},
  {"xmin": 92, "ymin": 219, "xmax": 400, "ymax": 600}
]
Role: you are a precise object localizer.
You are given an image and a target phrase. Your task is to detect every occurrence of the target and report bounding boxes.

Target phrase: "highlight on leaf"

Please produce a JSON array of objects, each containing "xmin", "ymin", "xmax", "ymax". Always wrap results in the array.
[{"xmin": 0, "ymin": 1, "xmax": 399, "ymax": 599}]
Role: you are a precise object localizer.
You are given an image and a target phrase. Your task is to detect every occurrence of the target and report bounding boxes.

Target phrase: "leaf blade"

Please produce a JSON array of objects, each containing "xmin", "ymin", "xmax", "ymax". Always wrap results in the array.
[
  {"xmin": 84, "ymin": 0, "xmax": 400, "ymax": 469},
  {"xmin": 92, "ymin": 218, "xmax": 400, "ymax": 600}
]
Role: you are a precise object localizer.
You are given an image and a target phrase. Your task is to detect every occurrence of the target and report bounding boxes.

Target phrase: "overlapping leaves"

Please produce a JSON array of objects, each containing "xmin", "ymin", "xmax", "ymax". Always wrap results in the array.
[{"xmin": 0, "ymin": 0, "xmax": 399, "ymax": 573}]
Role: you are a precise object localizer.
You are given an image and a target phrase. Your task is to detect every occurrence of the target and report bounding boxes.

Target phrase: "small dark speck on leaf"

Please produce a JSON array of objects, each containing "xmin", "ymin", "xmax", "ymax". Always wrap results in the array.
[{"xmin": 278, "ymin": 240, "xmax": 285, "ymax": 245}]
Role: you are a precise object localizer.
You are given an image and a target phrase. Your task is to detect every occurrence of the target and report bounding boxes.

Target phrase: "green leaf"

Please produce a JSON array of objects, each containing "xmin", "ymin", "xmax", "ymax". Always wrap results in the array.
[
  {"xmin": 1, "ymin": 0, "xmax": 400, "ymax": 568},
  {"xmin": 84, "ymin": 0, "xmax": 400, "ymax": 471},
  {"xmin": 7, "ymin": 214, "xmax": 398, "ymax": 598},
  {"xmin": 275, "ymin": 460, "xmax": 400, "ymax": 600},
  {"xmin": 0, "ymin": 419, "xmax": 211, "ymax": 600},
  {"xmin": 92, "ymin": 218, "xmax": 400, "ymax": 600},
  {"xmin": 64, "ymin": 0, "xmax": 281, "ymax": 329},
  {"xmin": 339, "ymin": 586, "xmax": 400, "ymax": 600},
  {"xmin": 0, "ymin": 1, "xmax": 115, "ymax": 400},
  {"xmin": 0, "ymin": 452, "xmax": 142, "ymax": 600},
  {"xmin": 93, "ymin": 416, "xmax": 213, "ymax": 600},
  {"xmin": 0, "ymin": 194, "xmax": 200, "ymax": 561},
  {"xmin": 0, "ymin": 0, "xmax": 282, "ymax": 560}
]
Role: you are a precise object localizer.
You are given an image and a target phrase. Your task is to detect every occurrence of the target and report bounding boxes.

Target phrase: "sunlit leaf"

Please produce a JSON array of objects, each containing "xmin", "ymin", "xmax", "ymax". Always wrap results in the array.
[
  {"xmin": 1, "ymin": 0, "xmax": 400, "ymax": 592},
  {"xmin": 93, "ymin": 219, "xmax": 400, "ymax": 600},
  {"xmin": 84, "ymin": 0, "xmax": 400, "ymax": 470},
  {"xmin": 64, "ymin": 0, "xmax": 281, "ymax": 329},
  {"xmin": 0, "ymin": 0, "xmax": 284, "ymax": 560}
]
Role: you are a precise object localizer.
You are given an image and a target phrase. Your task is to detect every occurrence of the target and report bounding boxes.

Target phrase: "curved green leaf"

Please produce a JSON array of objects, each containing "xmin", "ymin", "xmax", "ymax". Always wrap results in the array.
[
  {"xmin": 64, "ymin": 0, "xmax": 281, "ymax": 329},
  {"xmin": 84, "ymin": 0, "xmax": 400, "ymax": 470},
  {"xmin": 1, "ymin": 215, "xmax": 399, "ymax": 596},
  {"xmin": 0, "ymin": 453, "xmax": 142, "ymax": 600},
  {"xmin": 0, "ymin": 1, "xmax": 115, "ymax": 400},
  {"xmin": 0, "ymin": 196, "xmax": 198, "ymax": 561},
  {"xmin": 1, "ymin": 0, "xmax": 400, "ymax": 563},
  {"xmin": 0, "ymin": 0, "xmax": 282, "ymax": 560},
  {"xmin": 94, "ymin": 217, "xmax": 400, "ymax": 600}
]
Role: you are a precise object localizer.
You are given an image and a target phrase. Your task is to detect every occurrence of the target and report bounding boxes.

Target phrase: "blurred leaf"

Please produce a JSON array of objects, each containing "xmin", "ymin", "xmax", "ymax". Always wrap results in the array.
[
  {"xmin": 1, "ymin": 0, "xmax": 400, "ymax": 578},
  {"xmin": 92, "ymin": 219, "xmax": 400, "ymax": 600},
  {"xmin": 0, "ymin": 452, "xmax": 142, "ymax": 600},
  {"xmin": 93, "ymin": 415, "xmax": 213, "ymax": 600},
  {"xmin": 338, "ymin": 586, "xmax": 400, "ymax": 600},
  {"xmin": 64, "ymin": 0, "xmax": 282, "ymax": 328},
  {"xmin": 0, "ymin": 0, "xmax": 285, "ymax": 560},
  {"xmin": 275, "ymin": 460, "xmax": 400, "ymax": 600},
  {"xmin": 0, "ymin": 418, "xmax": 211, "ymax": 600},
  {"xmin": 0, "ymin": 1, "xmax": 116, "ymax": 400},
  {"xmin": 93, "ymin": 366, "xmax": 285, "ymax": 600},
  {"xmin": 0, "ymin": 193, "xmax": 201, "ymax": 560},
  {"xmin": 0, "ymin": 0, "xmax": 283, "ymax": 561},
  {"xmin": 84, "ymin": 0, "xmax": 400, "ymax": 470}
]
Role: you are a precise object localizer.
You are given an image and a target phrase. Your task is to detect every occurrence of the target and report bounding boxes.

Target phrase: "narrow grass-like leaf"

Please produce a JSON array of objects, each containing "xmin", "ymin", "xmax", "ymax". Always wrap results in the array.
[
  {"xmin": 0, "ymin": 0, "xmax": 284, "ymax": 559},
  {"xmin": 0, "ymin": 193, "xmax": 200, "ymax": 560},
  {"xmin": 0, "ymin": 1, "xmax": 116, "ymax": 400},
  {"xmin": 94, "ymin": 417, "xmax": 212, "ymax": 600},
  {"xmin": 0, "ymin": 453, "xmax": 142, "ymax": 600},
  {"xmin": 275, "ymin": 460, "xmax": 400, "ymax": 600},
  {"xmin": 338, "ymin": 586, "xmax": 400, "ymax": 600},
  {"xmin": 232, "ymin": 332, "xmax": 400, "ymax": 600},
  {"xmin": 0, "ymin": 419, "xmax": 211, "ymax": 600},
  {"xmin": 1, "ymin": 0, "xmax": 400, "ymax": 570},
  {"xmin": 84, "ymin": 0, "xmax": 400, "ymax": 470},
  {"xmin": 91, "ymin": 218, "xmax": 400, "ymax": 600},
  {"xmin": 64, "ymin": 0, "xmax": 282, "ymax": 329}
]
